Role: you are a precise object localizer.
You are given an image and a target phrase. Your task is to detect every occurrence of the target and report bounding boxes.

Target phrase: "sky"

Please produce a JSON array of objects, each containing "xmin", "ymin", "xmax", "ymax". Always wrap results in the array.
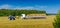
[{"xmin": 0, "ymin": 0, "xmax": 60, "ymax": 13}]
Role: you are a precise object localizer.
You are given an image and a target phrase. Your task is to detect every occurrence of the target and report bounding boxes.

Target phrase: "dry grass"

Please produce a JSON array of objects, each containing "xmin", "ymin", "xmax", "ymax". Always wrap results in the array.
[{"xmin": 0, "ymin": 15, "xmax": 55, "ymax": 28}]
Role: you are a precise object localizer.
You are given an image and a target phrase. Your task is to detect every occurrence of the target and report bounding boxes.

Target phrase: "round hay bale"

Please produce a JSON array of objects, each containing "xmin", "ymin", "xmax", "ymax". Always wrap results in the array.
[{"xmin": 16, "ymin": 16, "xmax": 19, "ymax": 19}]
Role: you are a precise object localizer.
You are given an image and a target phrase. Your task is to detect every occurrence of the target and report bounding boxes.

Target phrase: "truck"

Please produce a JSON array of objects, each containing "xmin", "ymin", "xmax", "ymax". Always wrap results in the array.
[{"xmin": 21, "ymin": 14, "xmax": 46, "ymax": 19}]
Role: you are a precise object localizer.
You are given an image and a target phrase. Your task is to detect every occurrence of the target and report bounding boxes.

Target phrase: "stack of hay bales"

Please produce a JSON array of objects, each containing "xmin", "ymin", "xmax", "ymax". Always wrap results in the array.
[
  {"xmin": 26, "ymin": 14, "xmax": 46, "ymax": 19},
  {"xmin": 27, "ymin": 14, "xmax": 46, "ymax": 16}
]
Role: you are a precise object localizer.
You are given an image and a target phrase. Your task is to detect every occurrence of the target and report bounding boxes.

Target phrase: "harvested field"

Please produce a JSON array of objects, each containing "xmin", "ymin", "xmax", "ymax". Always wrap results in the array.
[{"xmin": 0, "ymin": 15, "xmax": 55, "ymax": 28}]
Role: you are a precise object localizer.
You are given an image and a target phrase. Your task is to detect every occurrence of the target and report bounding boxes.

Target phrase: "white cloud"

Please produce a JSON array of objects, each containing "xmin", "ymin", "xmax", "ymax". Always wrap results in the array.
[
  {"xmin": 34, "ymin": 5, "xmax": 47, "ymax": 10},
  {"xmin": 15, "ymin": 6, "xmax": 34, "ymax": 9},
  {"xmin": 0, "ymin": 4, "xmax": 12, "ymax": 9},
  {"xmin": 15, "ymin": 6, "xmax": 47, "ymax": 10},
  {"xmin": 0, "ymin": 4, "xmax": 47, "ymax": 10}
]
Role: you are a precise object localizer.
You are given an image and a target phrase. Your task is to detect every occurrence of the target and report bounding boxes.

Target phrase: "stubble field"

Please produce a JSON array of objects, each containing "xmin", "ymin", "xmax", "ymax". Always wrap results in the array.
[{"xmin": 0, "ymin": 15, "xmax": 55, "ymax": 28}]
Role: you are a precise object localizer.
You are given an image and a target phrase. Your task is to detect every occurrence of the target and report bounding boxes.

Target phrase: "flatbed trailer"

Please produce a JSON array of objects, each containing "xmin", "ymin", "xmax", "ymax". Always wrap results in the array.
[{"xmin": 22, "ymin": 16, "xmax": 46, "ymax": 19}]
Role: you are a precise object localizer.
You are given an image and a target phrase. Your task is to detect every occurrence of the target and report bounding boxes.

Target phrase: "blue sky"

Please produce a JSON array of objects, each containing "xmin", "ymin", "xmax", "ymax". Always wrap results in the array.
[{"xmin": 0, "ymin": 0, "xmax": 60, "ymax": 13}]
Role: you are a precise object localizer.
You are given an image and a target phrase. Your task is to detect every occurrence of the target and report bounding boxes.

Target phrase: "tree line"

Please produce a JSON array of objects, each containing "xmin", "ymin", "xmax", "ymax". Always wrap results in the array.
[{"xmin": 0, "ymin": 9, "xmax": 46, "ymax": 16}]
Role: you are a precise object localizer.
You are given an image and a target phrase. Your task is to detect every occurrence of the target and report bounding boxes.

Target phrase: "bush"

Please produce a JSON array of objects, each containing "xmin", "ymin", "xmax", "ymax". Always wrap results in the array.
[{"xmin": 53, "ymin": 10, "xmax": 60, "ymax": 28}]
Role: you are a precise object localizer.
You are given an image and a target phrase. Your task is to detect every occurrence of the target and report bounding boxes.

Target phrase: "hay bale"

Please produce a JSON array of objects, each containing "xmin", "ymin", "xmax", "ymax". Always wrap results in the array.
[{"xmin": 16, "ymin": 16, "xmax": 19, "ymax": 19}]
